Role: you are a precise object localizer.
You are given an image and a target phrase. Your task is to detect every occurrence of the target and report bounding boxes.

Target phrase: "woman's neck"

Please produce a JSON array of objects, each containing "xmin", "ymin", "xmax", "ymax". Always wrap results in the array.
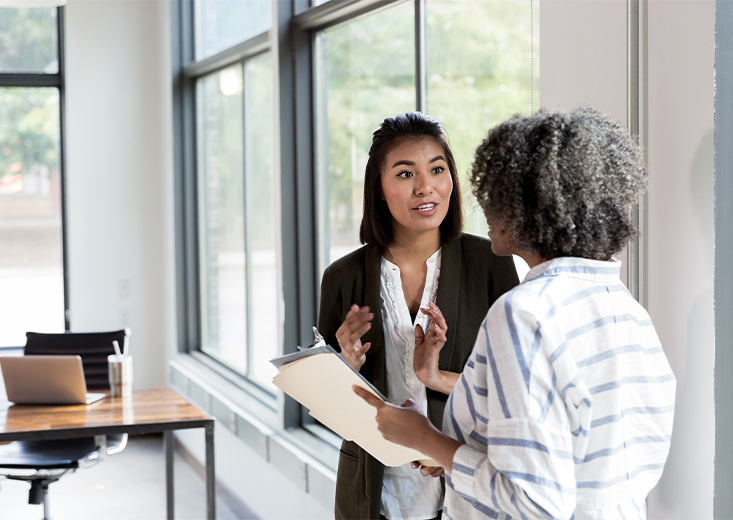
[
  {"xmin": 517, "ymin": 250, "xmax": 547, "ymax": 269},
  {"xmin": 384, "ymin": 229, "xmax": 442, "ymax": 266}
]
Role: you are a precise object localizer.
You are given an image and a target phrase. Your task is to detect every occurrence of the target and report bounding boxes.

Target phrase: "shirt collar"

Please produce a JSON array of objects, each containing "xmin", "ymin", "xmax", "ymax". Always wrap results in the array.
[{"xmin": 524, "ymin": 256, "xmax": 622, "ymax": 284}]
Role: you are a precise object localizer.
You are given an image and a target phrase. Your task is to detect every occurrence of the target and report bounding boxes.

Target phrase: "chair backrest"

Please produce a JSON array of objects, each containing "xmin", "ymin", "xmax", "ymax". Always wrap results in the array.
[{"xmin": 24, "ymin": 330, "xmax": 128, "ymax": 391}]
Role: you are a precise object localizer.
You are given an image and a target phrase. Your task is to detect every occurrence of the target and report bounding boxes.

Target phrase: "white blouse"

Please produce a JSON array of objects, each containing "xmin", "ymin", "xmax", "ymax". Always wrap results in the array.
[{"xmin": 379, "ymin": 248, "xmax": 443, "ymax": 520}]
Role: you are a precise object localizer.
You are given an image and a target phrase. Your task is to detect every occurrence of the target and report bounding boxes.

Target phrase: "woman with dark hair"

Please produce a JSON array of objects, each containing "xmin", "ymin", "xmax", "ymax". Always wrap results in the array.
[
  {"xmin": 356, "ymin": 108, "xmax": 676, "ymax": 519},
  {"xmin": 318, "ymin": 112, "xmax": 519, "ymax": 520}
]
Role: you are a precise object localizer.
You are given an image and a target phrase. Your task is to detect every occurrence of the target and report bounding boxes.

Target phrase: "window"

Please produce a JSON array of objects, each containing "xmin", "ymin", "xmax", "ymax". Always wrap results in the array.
[
  {"xmin": 194, "ymin": 0, "xmax": 271, "ymax": 60},
  {"xmin": 315, "ymin": 1, "xmax": 416, "ymax": 271},
  {"xmin": 177, "ymin": 2, "xmax": 278, "ymax": 391},
  {"xmin": 315, "ymin": 0, "xmax": 538, "ymax": 272},
  {"xmin": 173, "ymin": 0, "xmax": 537, "ymax": 427},
  {"xmin": 0, "ymin": 7, "xmax": 66, "ymax": 347},
  {"xmin": 425, "ymin": 0, "xmax": 538, "ymax": 233}
]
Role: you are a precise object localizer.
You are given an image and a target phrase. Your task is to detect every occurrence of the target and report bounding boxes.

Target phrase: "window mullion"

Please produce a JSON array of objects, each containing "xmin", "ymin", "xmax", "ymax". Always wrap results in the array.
[
  {"xmin": 415, "ymin": 0, "xmax": 426, "ymax": 113},
  {"xmin": 241, "ymin": 62, "xmax": 254, "ymax": 377},
  {"xmin": 57, "ymin": 6, "xmax": 70, "ymax": 330}
]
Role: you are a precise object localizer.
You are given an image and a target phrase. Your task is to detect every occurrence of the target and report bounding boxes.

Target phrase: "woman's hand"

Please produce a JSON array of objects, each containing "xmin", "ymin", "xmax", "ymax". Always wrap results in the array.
[
  {"xmin": 352, "ymin": 387, "xmax": 434, "ymax": 449},
  {"xmin": 353, "ymin": 384, "xmax": 461, "ymax": 473},
  {"xmin": 414, "ymin": 302, "xmax": 459, "ymax": 395},
  {"xmin": 336, "ymin": 304, "xmax": 374, "ymax": 371},
  {"xmin": 411, "ymin": 461, "xmax": 445, "ymax": 478}
]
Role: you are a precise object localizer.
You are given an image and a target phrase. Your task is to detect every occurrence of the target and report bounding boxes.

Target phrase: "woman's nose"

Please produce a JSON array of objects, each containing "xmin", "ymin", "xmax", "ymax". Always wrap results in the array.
[{"xmin": 414, "ymin": 174, "xmax": 433, "ymax": 196}]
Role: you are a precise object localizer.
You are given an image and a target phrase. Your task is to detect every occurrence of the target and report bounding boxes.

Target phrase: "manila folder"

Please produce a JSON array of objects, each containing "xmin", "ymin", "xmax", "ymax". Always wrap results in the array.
[{"xmin": 272, "ymin": 351, "xmax": 437, "ymax": 467}]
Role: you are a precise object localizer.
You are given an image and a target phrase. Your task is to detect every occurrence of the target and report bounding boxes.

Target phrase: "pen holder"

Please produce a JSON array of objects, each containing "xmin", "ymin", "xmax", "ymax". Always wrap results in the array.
[{"xmin": 108, "ymin": 354, "xmax": 133, "ymax": 397}]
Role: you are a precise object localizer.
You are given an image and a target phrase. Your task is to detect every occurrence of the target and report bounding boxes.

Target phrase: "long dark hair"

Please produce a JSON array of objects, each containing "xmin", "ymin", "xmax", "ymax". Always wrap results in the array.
[{"xmin": 359, "ymin": 112, "xmax": 463, "ymax": 246}]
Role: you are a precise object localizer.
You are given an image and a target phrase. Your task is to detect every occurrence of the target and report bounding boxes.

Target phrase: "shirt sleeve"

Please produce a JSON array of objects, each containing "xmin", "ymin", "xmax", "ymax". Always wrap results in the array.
[{"xmin": 449, "ymin": 291, "xmax": 578, "ymax": 519}]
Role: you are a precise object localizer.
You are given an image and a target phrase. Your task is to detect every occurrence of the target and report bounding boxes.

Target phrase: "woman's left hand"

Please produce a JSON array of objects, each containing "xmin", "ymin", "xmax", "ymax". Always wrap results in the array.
[{"xmin": 414, "ymin": 302, "xmax": 457, "ymax": 394}]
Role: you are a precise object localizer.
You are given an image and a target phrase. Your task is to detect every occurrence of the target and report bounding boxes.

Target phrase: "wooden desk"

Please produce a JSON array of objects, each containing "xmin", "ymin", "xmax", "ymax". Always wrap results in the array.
[{"xmin": 0, "ymin": 386, "xmax": 216, "ymax": 520}]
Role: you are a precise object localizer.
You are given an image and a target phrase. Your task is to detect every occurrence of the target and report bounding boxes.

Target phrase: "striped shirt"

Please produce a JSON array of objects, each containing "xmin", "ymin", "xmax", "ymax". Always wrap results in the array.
[{"xmin": 443, "ymin": 257, "xmax": 676, "ymax": 520}]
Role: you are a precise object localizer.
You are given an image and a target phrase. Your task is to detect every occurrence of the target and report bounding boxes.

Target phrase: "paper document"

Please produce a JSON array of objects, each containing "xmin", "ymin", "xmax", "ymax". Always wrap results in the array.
[{"xmin": 271, "ymin": 344, "xmax": 438, "ymax": 467}]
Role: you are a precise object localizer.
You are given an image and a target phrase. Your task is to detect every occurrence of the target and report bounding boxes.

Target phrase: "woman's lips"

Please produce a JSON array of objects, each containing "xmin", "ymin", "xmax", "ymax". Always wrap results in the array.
[{"xmin": 414, "ymin": 202, "xmax": 437, "ymax": 214}]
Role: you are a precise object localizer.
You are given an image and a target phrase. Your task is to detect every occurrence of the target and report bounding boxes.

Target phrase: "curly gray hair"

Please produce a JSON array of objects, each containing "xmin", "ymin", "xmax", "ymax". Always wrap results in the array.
[{"xmin": 470, "ymin": 107, "xmax": 647, "ymax": 261}]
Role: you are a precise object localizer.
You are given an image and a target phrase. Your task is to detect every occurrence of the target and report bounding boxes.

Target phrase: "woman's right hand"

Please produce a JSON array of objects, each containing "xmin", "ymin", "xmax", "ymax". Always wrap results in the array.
[{"xmin": 336, "ymin": 304, "xmax": 374, "ymax": 371}]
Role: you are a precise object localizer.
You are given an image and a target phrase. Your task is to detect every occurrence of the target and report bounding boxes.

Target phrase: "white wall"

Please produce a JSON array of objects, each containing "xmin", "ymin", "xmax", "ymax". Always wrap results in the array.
[
  {"xmin": 541, "ymin": 0, "xmax": 715, "ymax": 517},
  {"xmin": 540, "ymin": 0, "xmax": 628, "ymax": 124},
  {"xmin": 645, "ymin": 1, "xmax": 714, "ymax": 517},
  {"xmin": 64, "ymin": 0, "xmax": 175, "ymax": 390}
]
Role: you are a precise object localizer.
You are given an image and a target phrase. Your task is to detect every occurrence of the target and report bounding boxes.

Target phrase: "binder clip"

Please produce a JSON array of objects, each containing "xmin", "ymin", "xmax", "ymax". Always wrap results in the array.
[{"xmin": 297, "ymin": 327, "xmax": 327, "ymax": 351}]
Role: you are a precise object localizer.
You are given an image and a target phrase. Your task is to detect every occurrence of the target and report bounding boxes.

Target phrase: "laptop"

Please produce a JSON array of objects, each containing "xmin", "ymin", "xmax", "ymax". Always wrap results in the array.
[{"xmin": 0, "ymin": 355, "xmax": 106, "ymax": 405}]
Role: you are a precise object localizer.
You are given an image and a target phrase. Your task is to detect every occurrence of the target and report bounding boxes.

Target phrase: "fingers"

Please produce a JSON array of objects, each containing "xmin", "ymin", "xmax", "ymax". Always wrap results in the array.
[
  {"xmin": 420, "ymin": 466, "xmax": 445, "ymax": 478},
  {"xmin": 420, "ymin": 302, "xmax": 447, "ymax": 344},
  {"xmin": 337, "ymin": 305, "xmax": 374, "ymax": 357},
  {"xmin": 347, "ymin": 305, "xmax": 374, "ymax": 339},
  {"xmin": 414, "ymin": 323, "xmax": 425, "ymax": 344},
  {"xmin": 352, "ymin": 385, "xmax": 383, "ymax": 408},
  {"xmin": 346, "ymin": 340, "xmax": 371, "ymax": 360},
  {"xmin": 420, "ymin": 302, "xmax": 446, "ymax": 326},
  {"xmin": 430, "ymin": 324, "xmax": 445, "ymax": 344},
  {"xmin": 410, "ymin": 461, "xmax": 444, "ymax": 478}
]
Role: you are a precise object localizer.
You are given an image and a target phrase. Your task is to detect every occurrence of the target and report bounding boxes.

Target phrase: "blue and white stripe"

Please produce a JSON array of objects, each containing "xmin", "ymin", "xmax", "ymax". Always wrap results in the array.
[{"xmin": 442, "ymin": 257, "xmax": 676, "ymax": 520}]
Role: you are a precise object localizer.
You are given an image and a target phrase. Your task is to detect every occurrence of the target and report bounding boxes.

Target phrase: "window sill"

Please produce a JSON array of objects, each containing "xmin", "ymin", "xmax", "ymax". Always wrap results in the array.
[{"xmin": 168, "ymin": 354, "xmax": 338, "ymax": 506}]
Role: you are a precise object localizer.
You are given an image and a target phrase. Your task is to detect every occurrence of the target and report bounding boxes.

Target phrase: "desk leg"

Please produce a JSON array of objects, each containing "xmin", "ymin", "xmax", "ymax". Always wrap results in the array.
[
  {"xmin": 165, "ymin": 430, "xmax": 175, "ymax": 520},
  {"xmin": 205, "ymin": 422, "xmax": 216, "ymax": 520}
]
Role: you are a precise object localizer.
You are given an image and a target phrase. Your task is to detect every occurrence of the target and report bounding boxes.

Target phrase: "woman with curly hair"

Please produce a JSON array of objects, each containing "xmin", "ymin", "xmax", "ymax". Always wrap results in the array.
[
  {"xmin": 356, "ymin": 107, "xmax": 677, "ymax": 519},
  {"xmin": 318, "ymin": 111, "xmax": 519, "ymax": 520}
]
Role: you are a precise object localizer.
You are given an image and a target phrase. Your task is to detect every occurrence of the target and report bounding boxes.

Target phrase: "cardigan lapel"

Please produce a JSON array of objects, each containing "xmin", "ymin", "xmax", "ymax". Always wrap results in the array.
[{"xmin": 435, "ymin": 236, "xmax": 462, "ymax": 370}]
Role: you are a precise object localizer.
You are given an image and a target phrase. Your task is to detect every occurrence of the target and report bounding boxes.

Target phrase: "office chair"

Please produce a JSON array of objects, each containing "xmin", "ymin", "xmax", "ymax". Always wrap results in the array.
[{"xmin": 0, "ymin": 329, "xmax": 130, "ymax": 520}]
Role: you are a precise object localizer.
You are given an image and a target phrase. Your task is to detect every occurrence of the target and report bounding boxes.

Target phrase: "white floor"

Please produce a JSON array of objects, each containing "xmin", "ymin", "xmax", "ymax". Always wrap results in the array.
[{"xmin": 0, "ymin": 434, "xmax": 251, "ymax": 520}]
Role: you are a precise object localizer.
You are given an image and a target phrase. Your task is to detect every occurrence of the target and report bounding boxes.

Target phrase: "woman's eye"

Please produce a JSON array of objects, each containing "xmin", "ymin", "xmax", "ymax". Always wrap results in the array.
[
  {"xmin": 397, "ymin": 170, "xmax": 413, "ymax": 178},
  {"xmin": 432, "ymin": 166, "xmax": 445, "ymax": 175}
]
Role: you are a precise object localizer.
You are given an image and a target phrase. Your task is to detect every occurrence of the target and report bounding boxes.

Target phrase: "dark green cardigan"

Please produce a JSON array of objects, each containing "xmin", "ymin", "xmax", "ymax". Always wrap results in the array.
[{"xmin": 317, "ymin": 233, "xmax": 519, "ymax": 520}]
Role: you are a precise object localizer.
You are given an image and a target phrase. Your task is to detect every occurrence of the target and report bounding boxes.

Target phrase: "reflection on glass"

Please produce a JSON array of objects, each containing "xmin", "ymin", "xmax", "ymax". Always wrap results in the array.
[
  {"xmin": 426, "ymin": 0, "xmax": 539, "ymax": 235},
  {"xmin": 243, "ymin": 54, "xmax": 277, "ymax": 389},
  {"xmin": 0, "ymin": 87, "xmax": 63, "ymax": 346},
  {"xmin": 315, "ymin": 2, "xmax": 416, "ymax": 274},
  {"xmin": 194, "ymin": 0, "xmax": 271, "ymax": 60},
  {"xmin": 196, "ymin": 64, "xmax": 247, "ymax": 373}
]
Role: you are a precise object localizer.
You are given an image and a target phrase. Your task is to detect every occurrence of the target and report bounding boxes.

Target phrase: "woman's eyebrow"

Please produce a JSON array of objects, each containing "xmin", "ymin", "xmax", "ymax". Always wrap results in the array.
[
  {"xmin": 391, "ymin": 159, "xmax": 415, "ymax": 168},
  {"xmin": 390, "ymin": 155, "xmax": 446, "ymax": 168}
]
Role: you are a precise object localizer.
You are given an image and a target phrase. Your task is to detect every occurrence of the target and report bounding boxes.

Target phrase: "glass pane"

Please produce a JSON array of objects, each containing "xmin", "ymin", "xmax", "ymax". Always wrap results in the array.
[
  {"xmin": 0, "ymin": 87, "xmax": 63, "ymax": 346},
  {"xmin": 194, "ymin": 0, "xmax": 271, "ymax": 60},
  {"xmin": 196, "ymin": 65, "xmax": 247, "ymax": 373},
  {"xmin": 0, "ymin": 7, "xmax": 58, "ymax": 74},
  {"xmin": 243, "ymin": 54, "xmax": 278, "ymax": 389},
  {"xmin": 426, "ymin": 0, "xmax": 539, "ymax": 235},
  {"xmin": 315, "ymin": 2, "xmax": 416, "ymax": 274}
]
